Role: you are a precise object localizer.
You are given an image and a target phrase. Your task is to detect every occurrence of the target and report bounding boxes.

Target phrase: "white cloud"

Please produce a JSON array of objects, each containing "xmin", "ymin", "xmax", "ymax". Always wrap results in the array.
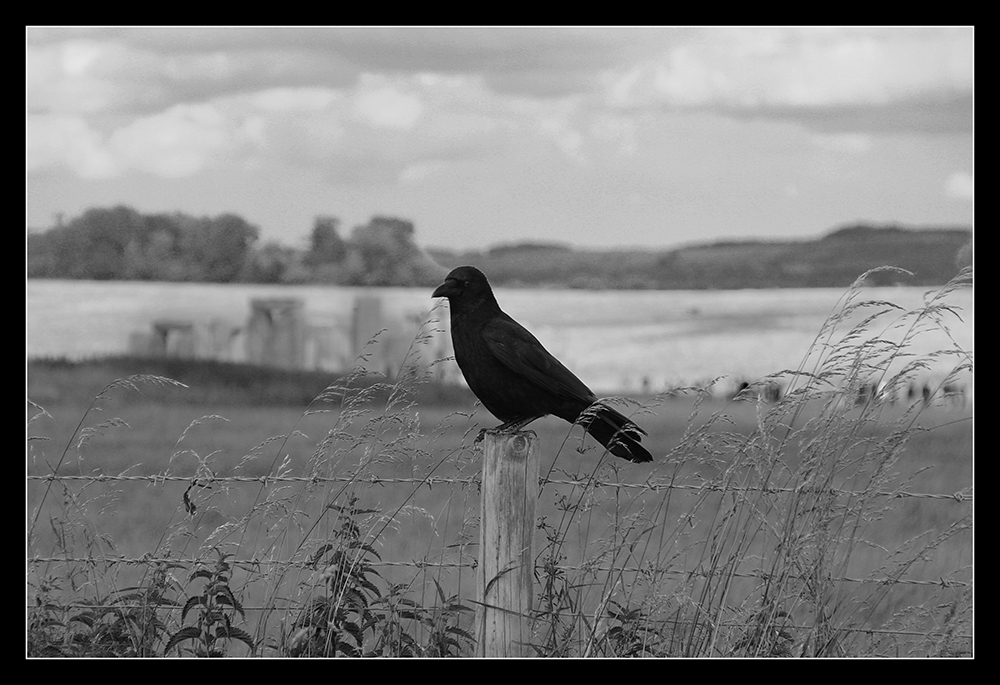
[
  {"xmin": 603, "ymin": 27, "xmax": 973, "ymax": 133},
  {"xmin": 59, "ymin": 39, "xmax": 103, "ymax": 77},
  {"xmin": 399, "ymin": 161, "xmax": 447, "ymax": 184},
  {"xmin": 26, "ymin": 38, "xmax": 172, "ymax": 116},
  {"xmin": 107, "ymin": 103, "xmax": 236, "ymax": 177},
  {"xmin": 945, "ymin": 171, "xmax": 974, "ymax": 201},
  {"xmin": 538, "ymin": 116, "xmax": 585, "ymax": 162},
  {"xmin": 653, "ymin": 46, "xmax": 732, "ymax": 107},
  {"xmin": 26, "ymin": 114, "xmax": 118, "ymax": 178},
  {"xmin": 26, "ymin": 103, "xmax": 246, "ymax": 180},
  {"xmin": 353, "ymin": 82, "xmax": 424, "ymax": 129},
  {"xmin": 27, "ymin": 40, "xmax": 116, "ymax": 114},
  {"xmin": 26, "ymin": 70, "xmax": 509, "ymax": 182},
  {"xmin": 27, "ymin": 28, "xmax": 971, "ymax": 194},
  {"xmin": 26, "ymin": 28, "xmax": 974, "ymax": 190}
]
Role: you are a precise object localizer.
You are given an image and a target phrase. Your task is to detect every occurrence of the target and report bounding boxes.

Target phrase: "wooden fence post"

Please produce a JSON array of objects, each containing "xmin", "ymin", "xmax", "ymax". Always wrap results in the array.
[{"xmin": 476, "ymin": 430, "xmax": 540, "ymax": 657}]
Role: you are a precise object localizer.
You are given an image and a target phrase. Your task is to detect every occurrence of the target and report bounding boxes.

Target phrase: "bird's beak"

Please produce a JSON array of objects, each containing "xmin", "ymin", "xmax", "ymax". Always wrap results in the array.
[{"xmin": 432, "ymin": 279, "xmax": 455, "ymax": 299}]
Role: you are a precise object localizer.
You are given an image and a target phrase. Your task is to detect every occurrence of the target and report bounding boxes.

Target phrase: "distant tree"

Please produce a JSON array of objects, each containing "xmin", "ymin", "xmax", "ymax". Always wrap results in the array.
[
  {"xmin": 86, "ymin": 206, "xmax": 147, "ymax": 279},
  {"xmin": 244, "ymin": 241, "xmax": 309, "ymax": 283},
  {"xmin": 28, "ymin": 206, "xmax": 149, "ymax": 279},
  {"xmin": 26, "ymin": 231, "xmax": 61, "ymax": 278},
  {"xmin": 305, "ymin": 216, "xmax": 347, "ymax": 266},
  {"xmin": 27, "ymin": 206, "xmax": 265, "ymax": 282},
  {"xmin": 345, "ymin": 216, "xmax": 438, "ymax": 286},
  {"xmin": 347, "ymin": 217, "xmax": 410, "ymax": 285},
  {"xmin": 182, "ymin": 213, "xmax": 259, "ymax": 282},
  {"xmin": 122, "ymin": 212, "xmax": 189, "ymax": 280}
]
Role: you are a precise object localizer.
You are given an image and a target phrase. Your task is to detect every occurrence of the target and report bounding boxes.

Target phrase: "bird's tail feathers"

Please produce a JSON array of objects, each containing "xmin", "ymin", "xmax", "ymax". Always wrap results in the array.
[{"xmin": 578, "ymin": 402, "xmax": 653, "ymax": 464}]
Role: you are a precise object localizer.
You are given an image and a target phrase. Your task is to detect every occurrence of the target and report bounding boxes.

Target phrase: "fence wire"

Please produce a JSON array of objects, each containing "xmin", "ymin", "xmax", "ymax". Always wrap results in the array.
[
  {"xmin": 26, "ymin": 473, "xmax": 973, "ymax": 502},
  {"xmin": 27, "ymin": 458, "xmax": 973, "ymax": 653}
]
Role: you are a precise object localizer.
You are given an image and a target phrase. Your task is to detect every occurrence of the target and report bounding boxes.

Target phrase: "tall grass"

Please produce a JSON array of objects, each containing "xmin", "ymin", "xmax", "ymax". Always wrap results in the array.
[
  {"xmin": 27, "ymin": 269, "xmax": 972, "ymax": 657},
  {"xmin": 526, "ymin": 267, "xmax": 972, "ymax": 657}
]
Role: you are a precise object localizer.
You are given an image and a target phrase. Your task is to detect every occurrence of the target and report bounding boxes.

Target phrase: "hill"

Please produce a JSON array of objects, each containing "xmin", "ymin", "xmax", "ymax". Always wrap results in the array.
[{"xmin": 429, "ymin": 224, "xmax": 972, "ymax": 289}]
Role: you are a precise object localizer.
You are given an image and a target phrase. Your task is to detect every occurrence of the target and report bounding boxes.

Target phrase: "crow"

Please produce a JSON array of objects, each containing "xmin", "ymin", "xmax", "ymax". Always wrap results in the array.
[{"xmin": 432, "ymin": 265, "xmax": 652, "ymax": 463}]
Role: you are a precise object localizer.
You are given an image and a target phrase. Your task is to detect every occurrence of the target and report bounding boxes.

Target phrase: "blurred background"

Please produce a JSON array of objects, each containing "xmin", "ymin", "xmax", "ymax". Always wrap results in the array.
[{"xmin": 26, "ymin": 27, "xmax": 973, "ymax": 397}]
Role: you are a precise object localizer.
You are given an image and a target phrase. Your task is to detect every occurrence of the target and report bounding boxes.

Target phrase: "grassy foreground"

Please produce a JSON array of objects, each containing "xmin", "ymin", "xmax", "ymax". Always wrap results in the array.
[{"xmin": 27, "ymin": 269, "xmax": 973, "ymax": 657}]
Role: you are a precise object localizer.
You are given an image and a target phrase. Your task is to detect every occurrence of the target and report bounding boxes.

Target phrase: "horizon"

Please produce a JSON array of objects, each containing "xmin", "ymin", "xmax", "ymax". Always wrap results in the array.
[
  {"xmin": 424, "ymin": 220, "xmax": 972, "ymax": 254},
  {"xmin": 26, "ymin": 204, "xmax": 972, "ymax": 255}
]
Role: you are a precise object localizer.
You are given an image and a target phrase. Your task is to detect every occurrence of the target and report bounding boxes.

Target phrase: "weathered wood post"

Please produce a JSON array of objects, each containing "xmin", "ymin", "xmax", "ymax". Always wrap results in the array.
[{"xmin": 476, "ymin": 430, "xmax": 540, "ymax": 657}]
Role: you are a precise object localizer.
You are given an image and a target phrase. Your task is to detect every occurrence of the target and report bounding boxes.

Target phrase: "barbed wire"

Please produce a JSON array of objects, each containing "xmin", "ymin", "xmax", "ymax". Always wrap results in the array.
[
  {"xmin": 26, "ymin": 554, "xmax": 970, "ymax": 589},
  {"xmin": 26, "ymin": 458, "xmax": 972, "ymax": 653},
  {"xmin": 26, "ymin": 473, "xmax": 973, "ymax": 502}
]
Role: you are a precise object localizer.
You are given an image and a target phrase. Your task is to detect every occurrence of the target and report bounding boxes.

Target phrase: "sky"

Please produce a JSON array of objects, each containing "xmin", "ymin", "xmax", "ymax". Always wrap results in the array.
[{"xmin": 26, "ymin": 27, "xmax": 974, "ymax": 252}]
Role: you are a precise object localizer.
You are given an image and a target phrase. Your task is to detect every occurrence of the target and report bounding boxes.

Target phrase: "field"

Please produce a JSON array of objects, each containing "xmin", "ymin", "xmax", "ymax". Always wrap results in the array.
[
  {"xmin": 26, "ymin": 279, "xmax": 974, "ymax": 394},
  {"xmin": 26, "ymin": 272, "xmax": 974, "ymax": 657}
]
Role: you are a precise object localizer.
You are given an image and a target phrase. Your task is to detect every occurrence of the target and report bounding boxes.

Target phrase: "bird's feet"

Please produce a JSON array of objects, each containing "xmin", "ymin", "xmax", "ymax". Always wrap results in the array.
[{"xmin": 474, "ymin": 417, "xmax": 541, "ymax": 444}]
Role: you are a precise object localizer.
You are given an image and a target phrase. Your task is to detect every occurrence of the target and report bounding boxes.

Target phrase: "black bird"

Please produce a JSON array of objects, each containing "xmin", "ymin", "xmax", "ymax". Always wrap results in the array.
[{"xmin": 432, "ymin": 266, "xmax": 652, "ymax": 463}]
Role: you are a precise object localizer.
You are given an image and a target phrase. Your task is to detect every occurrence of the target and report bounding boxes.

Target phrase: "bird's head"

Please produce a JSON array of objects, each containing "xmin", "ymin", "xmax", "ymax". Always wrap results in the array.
[{"xmin": 432, "ymin": 266, "xmax": 492, "ymax": 302}]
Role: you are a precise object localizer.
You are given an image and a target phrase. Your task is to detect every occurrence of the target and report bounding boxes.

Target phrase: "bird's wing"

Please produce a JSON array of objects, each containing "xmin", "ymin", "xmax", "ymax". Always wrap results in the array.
[{"xmin": 481, "ymin": 316, "xmax": 595, "ymax": 402}]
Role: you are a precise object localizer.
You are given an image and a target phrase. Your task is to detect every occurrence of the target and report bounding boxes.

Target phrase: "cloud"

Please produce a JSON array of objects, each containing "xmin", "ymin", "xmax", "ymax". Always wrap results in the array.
[
  {"xmin": 26, "ymin": 29, "xmax": 358, "ymax": 118},
  {"xmin": 107, "ymin": 103, "xmax": 240, "ymax": 177},
  {"xmin": 399, "ymin": 161, "xmax": 448, "ymax": 184},
  {"xmin": 733, "ymin": 94, "xmax": 973, "ymax": 135},
  {"xmin": 25, "ymin": 27, "xmax": 973, "ymax": 188},
  {"xmin": 604, "ymin": 27, "xmax": 973, "ymax": 134},
  {"xmin": 255, "ymin": 76, "xmax": 510, "ymax": 182},
  {"xmin": 26, "ymin": 103, "xmax": 252, "ymax": 179},
  {"xmin": 27, "ymin": 53, "xmax": 600, "ymax": 184},
  {"xmin": 353, "ymin": 82, "xmax": 424, "ymax": 129},
  {"xmin": 28, "ymin": 28, "xmax": 972, "ymax": 120},
  {"xmin": 536, "ymin": 114, "xmax": 586, "ymax": 162},
  {"xmin": 26, "ymin": 26, "xmax": 642, "ymax": 106},
  {"xmin": 945, "ymin": 171, "xmax": 974, "ymax": 201},
  {"xmin": 26, "ymin": 114, "xmax": 117, "ymax": 178},
  {"xmin": 26, "ymin": 38, "xmax": 161, "ymax": 115}
]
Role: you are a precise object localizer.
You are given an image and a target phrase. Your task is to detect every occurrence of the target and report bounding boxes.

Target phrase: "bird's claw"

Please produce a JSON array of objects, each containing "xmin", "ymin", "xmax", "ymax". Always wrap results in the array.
[{"xmin": 474, "ymin": 424, "xmax": 537, "ymax": 446}]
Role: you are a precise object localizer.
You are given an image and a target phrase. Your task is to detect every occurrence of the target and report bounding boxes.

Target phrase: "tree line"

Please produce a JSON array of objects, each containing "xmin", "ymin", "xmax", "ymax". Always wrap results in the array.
[
  {"xmin": 26, "ymin": 206, "xmax": 972, "ymax": 288},
  {"xmin": 26, "ymin": 206, "xmax": 441, "ymax": 286}
]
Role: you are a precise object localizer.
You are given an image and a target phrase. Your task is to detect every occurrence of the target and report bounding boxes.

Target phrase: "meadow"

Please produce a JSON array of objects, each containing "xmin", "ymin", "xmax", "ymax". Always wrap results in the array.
[{"xmin": 26, "ymin": 270, "xmax": 973, "ymax": 657}]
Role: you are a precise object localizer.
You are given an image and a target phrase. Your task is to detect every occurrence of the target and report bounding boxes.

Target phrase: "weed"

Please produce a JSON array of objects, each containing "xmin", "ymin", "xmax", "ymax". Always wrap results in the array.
[
  {"xmin": 27, "ymin": 561, "xmax": 182, "ymax": 657},
  {"xmin": 165, "ymin": 549, "xmax": 254, "ymax": 656}
]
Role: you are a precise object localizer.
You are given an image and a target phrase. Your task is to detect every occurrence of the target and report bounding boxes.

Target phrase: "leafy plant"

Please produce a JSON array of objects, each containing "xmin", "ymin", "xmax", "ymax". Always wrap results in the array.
[
  {"xmin": 284, "ymin": 501, "xmax": 383, "ymax": 657},
  {"xmin": 602, "ymin": 601, "xmax": 662, "ymax": 657},
  {"xmin": 165, "ymin": 549, "xmax": 254, "ymax": 656},
  {"xmin": 28, "ymin": 563, "xmax": 182, "ymax": 657},
  {"xmin": 370, "ymin": 579, "xmax": 475, "ymax": 657}
]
